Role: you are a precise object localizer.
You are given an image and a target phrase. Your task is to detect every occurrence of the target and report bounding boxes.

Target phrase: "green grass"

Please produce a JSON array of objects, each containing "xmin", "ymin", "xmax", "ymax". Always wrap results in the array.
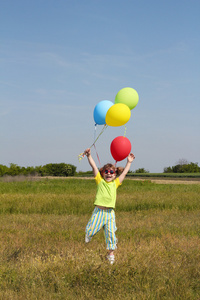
[
  {"xmin": 0, "ymin": 178, "xmax": 200, "ymax": 299},
  {"xmin": 127, "ymin": 172, "xmax": 200, "ymax": 178}
]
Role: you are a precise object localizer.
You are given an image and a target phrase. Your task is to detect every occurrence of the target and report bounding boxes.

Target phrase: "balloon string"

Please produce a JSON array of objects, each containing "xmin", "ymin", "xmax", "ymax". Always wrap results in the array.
[
  {"xmin": 93, "ymin": 124, "xmax": 101, "ymax": 166},
  {"xmin": 91, "ymin": 124, "xmax": 108, "ymax": 147},
  {"xmin": 93, "ymin": 143, "xmax": 101, "ymax": 167},
  {"xmin": 123, "ymin": 124, "xmax": 127, "ymax": 137},
  {"xmin": 78, "ymin": 124, "xmax": 108, "ymax": 162},
  {"xmin": 94, "ymin": 123, "xmax": 97, "ymax": 144}
]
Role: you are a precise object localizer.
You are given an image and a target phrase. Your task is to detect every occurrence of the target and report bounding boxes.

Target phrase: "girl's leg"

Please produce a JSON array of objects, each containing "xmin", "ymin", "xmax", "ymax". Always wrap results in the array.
[
  {"xmin": 104, "ymin": 209, "xmax": 117, "ymax": 264},
  {"xmin": 85, "ymin": 207, "xmax": 104, "ymax": 242}
]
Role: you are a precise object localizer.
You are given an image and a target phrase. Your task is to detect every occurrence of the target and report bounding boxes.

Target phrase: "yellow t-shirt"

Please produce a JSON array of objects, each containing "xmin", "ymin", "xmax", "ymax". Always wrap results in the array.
[{"xmin": 94, "ymin": 172, "xmax": 122, "ymax": 208}]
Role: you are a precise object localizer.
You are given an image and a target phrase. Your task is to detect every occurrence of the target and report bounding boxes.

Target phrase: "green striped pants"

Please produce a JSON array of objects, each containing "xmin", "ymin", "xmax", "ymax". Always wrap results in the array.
[{"xmin": 85, "ymin": 206, "xmax": 117, "ymax": 250}]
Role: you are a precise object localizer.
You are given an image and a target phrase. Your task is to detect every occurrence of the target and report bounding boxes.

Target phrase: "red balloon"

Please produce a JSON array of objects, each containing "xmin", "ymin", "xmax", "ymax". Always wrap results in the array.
[{"xmin": 110, "ymin": 136, "xmax": 132, "ymax": 162}]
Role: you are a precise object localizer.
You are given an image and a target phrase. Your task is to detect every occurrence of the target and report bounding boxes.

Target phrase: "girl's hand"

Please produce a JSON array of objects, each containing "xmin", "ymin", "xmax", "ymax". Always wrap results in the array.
[
  {"xmin": 84, "ymin": 148, "xmax": 91, "ymax": 157},
  {"xmin": 127, "ymin": 153, "xmax": 135, "ymax": 163}
]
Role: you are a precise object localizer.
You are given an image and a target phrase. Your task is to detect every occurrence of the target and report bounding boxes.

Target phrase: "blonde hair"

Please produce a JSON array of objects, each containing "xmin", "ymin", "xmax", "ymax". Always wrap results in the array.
[{"xmin": 100, "ymin": 163, "xmax": 124, "ymax": 176}]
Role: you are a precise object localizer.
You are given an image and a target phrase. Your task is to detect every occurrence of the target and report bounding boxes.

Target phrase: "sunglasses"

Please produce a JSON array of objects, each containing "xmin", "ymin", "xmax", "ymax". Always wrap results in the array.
[{"xmin": 104, "ymin": 169, "xmax": 115, "ymax": 174}]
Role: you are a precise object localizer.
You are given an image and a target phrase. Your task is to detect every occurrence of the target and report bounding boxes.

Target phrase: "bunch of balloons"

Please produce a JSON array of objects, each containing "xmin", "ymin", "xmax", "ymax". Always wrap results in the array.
[{"xmin": 93, "ymin": 87, "xmax": 139, "ymax": 162}]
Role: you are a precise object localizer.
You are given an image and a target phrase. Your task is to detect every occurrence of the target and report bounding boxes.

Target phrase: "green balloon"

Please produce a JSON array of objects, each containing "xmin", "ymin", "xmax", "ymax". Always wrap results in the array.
[{"xmin": 115, "ymin": 87, "xmax": 139, "ymax": 110}]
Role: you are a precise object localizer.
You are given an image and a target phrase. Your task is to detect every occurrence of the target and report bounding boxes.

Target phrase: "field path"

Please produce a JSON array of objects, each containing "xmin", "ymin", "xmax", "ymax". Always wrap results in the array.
[
  {"xmin": 128, "ymin": 178, "xmax": 200, "ymax": 184},
  {"xmin": 8, "ymin": 176, "xmax": 199, "ymax": 185}
]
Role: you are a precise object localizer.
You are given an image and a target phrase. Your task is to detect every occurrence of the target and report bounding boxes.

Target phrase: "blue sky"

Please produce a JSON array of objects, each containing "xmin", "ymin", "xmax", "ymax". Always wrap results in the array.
[{"xmin": 1, "ymin": 0, "xmax": 200, "ymax": 172}]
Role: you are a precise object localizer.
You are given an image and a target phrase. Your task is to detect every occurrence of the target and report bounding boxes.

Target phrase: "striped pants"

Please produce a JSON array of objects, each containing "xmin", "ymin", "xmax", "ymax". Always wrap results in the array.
[{"xmin": 85, "ymin": 206, "xmax": 117, "ymax": 250}]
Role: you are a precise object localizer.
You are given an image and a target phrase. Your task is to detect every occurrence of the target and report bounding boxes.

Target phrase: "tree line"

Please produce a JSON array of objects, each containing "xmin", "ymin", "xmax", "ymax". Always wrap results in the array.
[
  {"xmin": 164, "ymin": 161, "xmax": 200, "ymax": 173},
  {"xmin": 0, "ymin": 160, "xmax": 199, "ymax": 177},
  {"xmin": 0, "ymin": 163, "xmax": 77, "ymax": 177}
]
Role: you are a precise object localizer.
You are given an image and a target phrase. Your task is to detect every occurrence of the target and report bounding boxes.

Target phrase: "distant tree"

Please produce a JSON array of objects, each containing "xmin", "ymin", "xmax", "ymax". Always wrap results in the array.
[
  {"xmin": 135, "ymin": 168, "xmax": 149, "ymax": 173},
  {"xmin": 163, "ymin": 166, "xmax": 173, "ymax": 173},
  {"xmin": 21, "ymin": 166, "xmax": 37, "ymax": 176},
  {"xmin": 0, "ymin": 164, "xmax": 9, "ymax": 176},
  {"xmin": 42, "ymin": 163, "xmax": 76, "ymax": 176},
  {"xmin": 164, "ymin": 161, "xmax": 200, "ymax": 173},
  {"xmin": 178, "ymin": 162, "xmax": 200, "ymax": 173},
  {"xmin": 8, "ymin": 163, "xmax": 21, "ymax": 176},
  {"xmin": 176, "ymin": 158, "xmax": 189, "ymax": 165},
  {"xmin": 35, "ymin": 166, "xmax": 45, "ymax": 176}
]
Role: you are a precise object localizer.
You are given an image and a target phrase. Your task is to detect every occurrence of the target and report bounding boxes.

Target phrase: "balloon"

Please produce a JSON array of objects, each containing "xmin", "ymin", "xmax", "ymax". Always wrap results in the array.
[
  {"xmin": 115, "ymin": 87, "xmax": 139, "ymax": 110},
  {"xmin": 105, "ymin": 103, "xmax": 131, "ymax": 127},
  {"xmin": 110, "ymin": 136, "xmax": 132, "ymax": 161},
  {"xmin": 93, "ymin": 100, "xmax": 113, "ymax": 125}
]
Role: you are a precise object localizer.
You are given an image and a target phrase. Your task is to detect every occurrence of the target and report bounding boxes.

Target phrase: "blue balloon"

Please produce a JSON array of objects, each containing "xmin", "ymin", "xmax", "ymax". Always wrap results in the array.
[{"xmin": 93, "ymin": 100, "xmax": 113, "ymax": 125}]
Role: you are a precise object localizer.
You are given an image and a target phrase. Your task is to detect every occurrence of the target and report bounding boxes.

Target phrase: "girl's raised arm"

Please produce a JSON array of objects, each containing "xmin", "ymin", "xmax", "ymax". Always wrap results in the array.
[
  {"xmin": 118, "ymin": 153, "xmax": 135, "ymax": 184},
  {"xmin": 84, "ymin": 148, "xmax": 99, "ymax": 177}
]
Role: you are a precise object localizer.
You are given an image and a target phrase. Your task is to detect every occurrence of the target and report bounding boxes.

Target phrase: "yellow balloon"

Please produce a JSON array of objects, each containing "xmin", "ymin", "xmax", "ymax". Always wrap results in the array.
[{"xmin": 105, "ymin": 103, "xmax": 131, "ymax": 127}]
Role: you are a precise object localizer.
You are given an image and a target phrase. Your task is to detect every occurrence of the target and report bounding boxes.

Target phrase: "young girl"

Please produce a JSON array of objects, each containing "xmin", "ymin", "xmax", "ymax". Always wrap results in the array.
[{"xmin": 84, "ymin": 148, "xmax": 135, "ymax": 264}]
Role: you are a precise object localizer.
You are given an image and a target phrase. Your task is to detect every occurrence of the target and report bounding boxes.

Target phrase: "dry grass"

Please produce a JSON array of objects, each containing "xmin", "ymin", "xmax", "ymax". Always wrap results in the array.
[{"xmin": 0, "ymin": 179, "xmax": 199, "ymax": 299}]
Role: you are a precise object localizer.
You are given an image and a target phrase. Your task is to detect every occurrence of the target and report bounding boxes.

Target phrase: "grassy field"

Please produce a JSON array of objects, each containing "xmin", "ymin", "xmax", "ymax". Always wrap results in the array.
[{"xmin": 0, "ymin": 177, "xmax": 200, "ymax": 299}]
